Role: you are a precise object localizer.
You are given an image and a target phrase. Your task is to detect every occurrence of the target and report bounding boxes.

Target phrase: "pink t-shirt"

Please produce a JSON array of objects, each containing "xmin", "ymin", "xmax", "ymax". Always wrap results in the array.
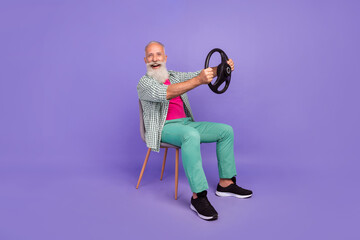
[{"xmin": 164, "ymin": 79, "xmax": 187, "ymax": 120}]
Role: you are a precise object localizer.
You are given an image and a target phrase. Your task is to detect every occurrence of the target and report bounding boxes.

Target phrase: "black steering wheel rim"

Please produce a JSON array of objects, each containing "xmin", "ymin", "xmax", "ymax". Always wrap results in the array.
[{"xmin": 204, "ymin": 48, "xmax": 232, "ymax": 94}]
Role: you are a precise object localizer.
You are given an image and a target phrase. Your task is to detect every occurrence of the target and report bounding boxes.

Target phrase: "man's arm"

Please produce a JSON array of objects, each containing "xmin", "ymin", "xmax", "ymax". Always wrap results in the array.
[
  {"xmin": 166, "ymin": 68, "xmax": 214, "ymax": 100},
  {"xmin": 165, "ymin": 59, "xmax": 234, "ymax": 100}
]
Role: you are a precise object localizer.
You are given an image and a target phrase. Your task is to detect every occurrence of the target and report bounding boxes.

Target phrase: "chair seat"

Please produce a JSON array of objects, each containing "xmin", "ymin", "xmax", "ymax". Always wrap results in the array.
[{"xmin": 160, "ymin": 142, "xmax": 180, "ymax": 149}]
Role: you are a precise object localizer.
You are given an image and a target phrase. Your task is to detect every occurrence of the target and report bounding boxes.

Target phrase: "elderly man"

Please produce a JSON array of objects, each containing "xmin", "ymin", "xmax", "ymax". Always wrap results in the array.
[{"xmin": 137, "ymin": 41, "xmax": 252, "ymax": 221}]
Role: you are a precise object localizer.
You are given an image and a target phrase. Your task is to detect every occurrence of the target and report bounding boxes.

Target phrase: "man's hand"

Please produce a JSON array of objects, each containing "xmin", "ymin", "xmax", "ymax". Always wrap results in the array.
[
  {"xmin": 210, "ymin": 59, "xmax": 235, "ymax": 78},
  {"xmin": 198, "ymin": 68, "xmax": 214, "ymax": 84},
  {"xmin": 227, "ymin": 59, "xmax": 235, "ymax": 71}
]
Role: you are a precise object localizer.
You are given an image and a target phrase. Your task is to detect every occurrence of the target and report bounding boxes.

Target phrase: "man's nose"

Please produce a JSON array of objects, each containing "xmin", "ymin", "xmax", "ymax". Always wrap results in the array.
[{"xmin": 153, "ymin": 55, "xmax": 158, "ymax": 62}]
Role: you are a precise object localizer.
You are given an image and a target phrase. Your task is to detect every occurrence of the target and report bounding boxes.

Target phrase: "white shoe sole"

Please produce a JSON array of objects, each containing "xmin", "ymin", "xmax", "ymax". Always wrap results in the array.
[
  {"xmin": 190, "ymin": 204, "xmax": 217, "ymax": 220},
  {"xmin": 215, "ymin": 191, "xmax": 252, "ymax": 199}
]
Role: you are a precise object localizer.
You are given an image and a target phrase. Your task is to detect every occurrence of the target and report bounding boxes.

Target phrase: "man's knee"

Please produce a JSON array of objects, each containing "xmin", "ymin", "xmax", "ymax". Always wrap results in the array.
[
  {"xmin": 182, "ymin": 130, "xmax": 200, "ymax": 143},
  {"xmin": 220, "ymin": 124, "xmax": 234, "ymax": 138}
]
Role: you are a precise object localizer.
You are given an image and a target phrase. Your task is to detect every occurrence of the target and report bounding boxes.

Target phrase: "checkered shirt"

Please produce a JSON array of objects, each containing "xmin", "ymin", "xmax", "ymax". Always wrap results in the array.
[{"xmin": 137, "ymin": 70, "xmax": 201, "ymax": 152}]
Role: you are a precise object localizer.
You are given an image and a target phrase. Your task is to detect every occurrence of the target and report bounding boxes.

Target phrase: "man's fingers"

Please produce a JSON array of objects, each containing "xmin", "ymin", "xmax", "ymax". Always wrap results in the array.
[
  {"xmin": 205, "ymin": 67, "xmax": 212, "ymax": 74},
  {"xmin": 206, "ymin": 71, "xmax": 213, "ymax": 82},
  {"xmin": 227, "ymin": 59, "xmax": 235, "ymax": 71},
  {"xmin": 199, "ymin": 68, "xmax": 214, "ymax": 84},
  {"xmin": 204, "ymin": 68, "xmax": 213, "ymax": 81}
]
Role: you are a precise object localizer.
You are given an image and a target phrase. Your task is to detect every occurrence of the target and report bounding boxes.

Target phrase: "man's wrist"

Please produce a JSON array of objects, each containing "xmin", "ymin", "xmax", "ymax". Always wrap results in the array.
[{"xmin": 192, "ymin": 76, "xmax": 202, "ymax": 86}]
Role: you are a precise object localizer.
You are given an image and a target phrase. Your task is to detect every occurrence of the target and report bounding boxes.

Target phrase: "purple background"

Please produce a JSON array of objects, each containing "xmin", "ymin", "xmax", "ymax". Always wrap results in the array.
[{"xmin": 1, "ymin": 0, "xmax": 359, "ymax": 239}]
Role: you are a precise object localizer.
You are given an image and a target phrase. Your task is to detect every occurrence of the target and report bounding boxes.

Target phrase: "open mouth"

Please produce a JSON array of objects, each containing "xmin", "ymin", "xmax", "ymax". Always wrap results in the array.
[{"xmin": 151, "ymin": 63, "xmax": 161, "ymax": 69}]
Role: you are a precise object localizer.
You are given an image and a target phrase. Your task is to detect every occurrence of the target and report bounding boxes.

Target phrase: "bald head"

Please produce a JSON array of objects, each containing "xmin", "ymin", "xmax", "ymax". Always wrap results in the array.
[{"xmin": 145, "ymin": 41, "xmax": 165, "ymax": 53}]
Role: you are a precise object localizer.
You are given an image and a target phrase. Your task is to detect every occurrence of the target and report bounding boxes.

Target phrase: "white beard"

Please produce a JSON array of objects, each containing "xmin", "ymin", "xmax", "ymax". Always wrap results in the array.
[{"xmin": 146, "ymin": 61, "xmax": 169, "ymax": 83}]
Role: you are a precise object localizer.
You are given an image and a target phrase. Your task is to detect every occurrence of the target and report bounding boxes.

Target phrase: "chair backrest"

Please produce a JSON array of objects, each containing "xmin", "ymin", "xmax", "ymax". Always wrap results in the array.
[{"xmin": 139, "ymin": 100, "xmax": 146, "ymax": 142}]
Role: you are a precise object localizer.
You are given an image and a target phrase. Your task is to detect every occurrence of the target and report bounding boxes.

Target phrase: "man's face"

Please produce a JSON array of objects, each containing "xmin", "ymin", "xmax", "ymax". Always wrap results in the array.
[{"xmin": 144, "ymin": 43, "xmax": 167, "ymax": 69}]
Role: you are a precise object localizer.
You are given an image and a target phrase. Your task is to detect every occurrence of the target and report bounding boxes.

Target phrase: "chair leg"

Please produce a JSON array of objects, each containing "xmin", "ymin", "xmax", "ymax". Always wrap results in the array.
[
  {"xmin": 136, "ymin": 148, "xmax": 151, "ymax": 189},
  {"xmin": 175, "ymin": 148, "xmax": 179, "ymax": 200},
  {"xmin": 160, "ymin": 148, "xmax": 168, "ymax": 180}
]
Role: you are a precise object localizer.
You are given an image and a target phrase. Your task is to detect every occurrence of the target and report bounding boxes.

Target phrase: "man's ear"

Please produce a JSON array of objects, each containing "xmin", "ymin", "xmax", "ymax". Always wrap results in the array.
[
  {"xmin": 165, "ymin": 55, "xmax": 168, "ymax": 62},
  {"xmin": 144, "ymin": 57, "xmax": 147, "ymax": 63}
]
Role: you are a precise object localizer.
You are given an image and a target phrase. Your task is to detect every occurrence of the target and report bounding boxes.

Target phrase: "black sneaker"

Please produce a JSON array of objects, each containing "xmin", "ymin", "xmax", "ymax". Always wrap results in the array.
[
  {"xmin": 190, "ymin": 190, "xmax": 218, "ymax": 221},
  {"xmin": 215, "ymin": 177, "xmax": 253, "ymax": 199}
]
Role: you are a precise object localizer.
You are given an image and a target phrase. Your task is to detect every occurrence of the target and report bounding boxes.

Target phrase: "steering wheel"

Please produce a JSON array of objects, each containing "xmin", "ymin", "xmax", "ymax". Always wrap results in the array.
[{"xmin": 204, "ymin": 48, "xmax": 232, "ymax": 94}]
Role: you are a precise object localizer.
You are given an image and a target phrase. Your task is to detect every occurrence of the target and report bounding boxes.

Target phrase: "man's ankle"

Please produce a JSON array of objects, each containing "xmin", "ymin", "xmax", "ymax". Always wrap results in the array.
[{"xmin": 219, "ymin": 178, "xmax": 234, "ymax": 188}]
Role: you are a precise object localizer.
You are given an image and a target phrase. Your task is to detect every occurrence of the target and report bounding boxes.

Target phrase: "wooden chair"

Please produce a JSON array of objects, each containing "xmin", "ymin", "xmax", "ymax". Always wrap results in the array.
[{"xmin": 136, "ymin": 100, "xmax": 181, "ymax": 200}]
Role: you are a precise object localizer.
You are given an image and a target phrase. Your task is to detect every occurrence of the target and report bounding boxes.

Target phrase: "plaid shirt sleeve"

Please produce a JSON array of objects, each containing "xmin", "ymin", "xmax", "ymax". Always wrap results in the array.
[
  {"xmin": 137, "ymin": 75, "xmax": 169, "ymax": 102},
  {"xmin": 173, "ymin": 71, "xmax": 202, "ymax": 83}
]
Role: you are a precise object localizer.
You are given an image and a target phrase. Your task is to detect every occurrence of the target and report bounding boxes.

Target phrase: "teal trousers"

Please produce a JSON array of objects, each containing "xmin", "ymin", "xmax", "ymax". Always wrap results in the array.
[{"xmin": 161, "ymin": 117, "xmax": 237, "ymax": 193}]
